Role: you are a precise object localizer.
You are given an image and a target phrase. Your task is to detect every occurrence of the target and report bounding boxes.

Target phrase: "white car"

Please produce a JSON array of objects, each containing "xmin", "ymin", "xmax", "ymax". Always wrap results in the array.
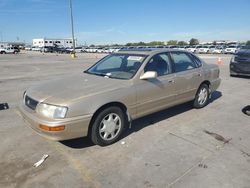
[
  {"xmin": 83, "ymin": 47, "xmax": 91, "ymax": 53},
  {"xmin": 187, "ymin": 45, "xmax": 201, "ymax": 53},
  {"xmin": 224, "ymin": 45, "xmax": 240, "ymax": 54},
  {"xmin": 75, "ymin": 47, "xmax": 83, "ymax": 53},
  {"xmin": 212, "ymin": 46, "xmax": 224, "ymax": 54},
  {"xmin": 208, "ymin": 45, "xmax": 216, "ymax": 53},
  {"xmin": 25, "ymin": 46, "xmax": 32, "ymax": 51},
  {"xmin": 113, "ymin": 47, "xmax": 121, "ymax": 53},
  {"xmin": 198, "ymin": 46, "xmax": 210, "ymax": 53},
  {"xmin": 31, "ymin": 46, "xmax": 41, "ymax": 51},
  {"xmin": 0, "ymin": 47, "xmax": 15, "ymax": 54},
  {"xmin": 96, "ymin": 47, "xmax": 104, "ymax": 53},
  {"xmin": 88, "ymin": 47, "xmax": 96, "ymax": 53},
  {"xmin": 108, "ymin": 47, "xmax": 116, "ymax": 53}
]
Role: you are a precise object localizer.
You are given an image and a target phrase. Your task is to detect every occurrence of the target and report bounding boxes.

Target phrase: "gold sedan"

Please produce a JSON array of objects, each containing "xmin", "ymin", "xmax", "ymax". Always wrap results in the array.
[{"xmin": 19, "ymin": 49, "xmax": 221, "ymax": 146}]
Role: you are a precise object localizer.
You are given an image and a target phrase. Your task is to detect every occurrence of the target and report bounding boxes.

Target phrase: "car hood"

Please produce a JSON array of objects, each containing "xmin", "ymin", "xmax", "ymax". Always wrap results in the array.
[
  {"xmin": 236, "ymin": 49, "xmax": 250, "ymax": 57},
  {"xmin": 26, "ymin": 73, "xmax": 130, "ymax": 105}
]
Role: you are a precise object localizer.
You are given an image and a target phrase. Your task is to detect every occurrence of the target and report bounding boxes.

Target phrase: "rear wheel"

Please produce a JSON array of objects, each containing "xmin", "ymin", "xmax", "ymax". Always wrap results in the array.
[
  {"xmin": 193, "ymin": 84, "xmax": 209, "ymax": 108},
  {"xmin": 91, "ymin": 106, "xmax": 125, "ymax": 146}
]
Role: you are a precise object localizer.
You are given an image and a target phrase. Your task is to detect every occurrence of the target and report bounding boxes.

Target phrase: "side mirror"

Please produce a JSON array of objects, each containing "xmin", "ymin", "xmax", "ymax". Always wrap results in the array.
[{"xmin": 140, "ymin": 71, "xmax": 157, "ymax": 80}]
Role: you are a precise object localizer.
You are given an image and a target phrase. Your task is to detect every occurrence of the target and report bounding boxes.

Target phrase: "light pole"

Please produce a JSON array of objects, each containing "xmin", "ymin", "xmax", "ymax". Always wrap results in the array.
[{"xmin": 69, "ymin": 0, "xmax": 76, "ymax": 58}]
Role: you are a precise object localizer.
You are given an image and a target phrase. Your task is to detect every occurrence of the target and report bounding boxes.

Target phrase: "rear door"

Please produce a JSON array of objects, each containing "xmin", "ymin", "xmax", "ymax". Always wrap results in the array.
[{"xmin": 170, "ymin": 52, "xmax": 203, "ymax": 103}]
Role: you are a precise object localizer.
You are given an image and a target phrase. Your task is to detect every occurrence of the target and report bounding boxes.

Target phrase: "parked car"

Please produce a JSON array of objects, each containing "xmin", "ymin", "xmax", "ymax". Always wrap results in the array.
[
  {"xmin": 178, "ymin": 46, "xmax": 186, "ymax": 50},
  {"xmin": 169, "ymin": 45, "xmax": 179, "ymax": 49},
  {"xmin": 31, "ymin": 46, "xmax": 41, "ymax": 51},
  {"xmin": 224, "ymin": 45, "xmax": 240, "ymax": 54},
  {"xmin": 19, "ymin": 49, "xmax": 221, "ymax": 146},
  {"xmin": 25, "ymin": 46, "xmax": 32, "ymax": 51},
  {"xmin": 187, "ymin": 45, "xmax": 201, "ymax": 53},
  {"xmin": 212, "ymin": 46, "xmax": 225, "ymax": 54},
  {"xmin": 230, "ymin": 45, "xmax": 250, "ymax": 76},
  {"xmin": 75, "ymin": 47, "xmax": 83, "ymax": 53},
  {"xmin": 40, "ymin": 46, "xmax": 54, "ymax": 53},
  {"xmin": 198, "ymin": 46, "xmax": 210, "ymax": 53},
  {"xmin": 207, "ymin": 45, "xmax": 216, "ymax": 53},
  {"xmin": 103, "ymin": 48, "xmax": 110, "ymax": 53},
  {"xmin": 0, "ymin": 47, "xmax": 15, "ymax": 54},
  {"xmin": 57, "ymin": 47, "xmax": 71, "ymax": 54},
  {"xmin": 96, "ymin": 47, "xmax": 104, "ymax": 53}
]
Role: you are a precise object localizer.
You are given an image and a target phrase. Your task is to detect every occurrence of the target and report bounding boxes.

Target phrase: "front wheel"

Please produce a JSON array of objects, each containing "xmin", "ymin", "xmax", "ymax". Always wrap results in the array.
[
  {"xmin": 193, "ymin": 84, "xmax": 209, "ymax": 108},
  {"xmin": 91, "ymin": 106, "xmax": 125, "ymax": 146}
]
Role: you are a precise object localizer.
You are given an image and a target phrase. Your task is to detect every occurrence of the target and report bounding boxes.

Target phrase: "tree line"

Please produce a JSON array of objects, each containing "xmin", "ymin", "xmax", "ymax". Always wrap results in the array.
[{"xmin": 89, "ymin": 39, "xmax": 250, "ymax": 47}]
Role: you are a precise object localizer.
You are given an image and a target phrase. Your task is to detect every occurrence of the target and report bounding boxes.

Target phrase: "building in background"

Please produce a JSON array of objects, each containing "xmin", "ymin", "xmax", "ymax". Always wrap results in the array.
[{"xmin": 32, "ymin": 38, "xmax": 76, "ymax": 48}]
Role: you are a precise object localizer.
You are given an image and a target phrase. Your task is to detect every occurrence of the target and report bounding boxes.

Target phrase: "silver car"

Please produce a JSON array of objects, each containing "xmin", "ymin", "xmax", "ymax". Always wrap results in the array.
[{"xmin": 19, "ymin": 49, "xmax": 221, "ymax": 146}]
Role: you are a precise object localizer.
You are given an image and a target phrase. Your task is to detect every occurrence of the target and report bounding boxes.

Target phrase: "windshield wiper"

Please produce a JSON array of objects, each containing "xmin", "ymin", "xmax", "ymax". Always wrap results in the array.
[{"xmin": 84, "ymin": 71, "xmax": 110, "ymax": 78}]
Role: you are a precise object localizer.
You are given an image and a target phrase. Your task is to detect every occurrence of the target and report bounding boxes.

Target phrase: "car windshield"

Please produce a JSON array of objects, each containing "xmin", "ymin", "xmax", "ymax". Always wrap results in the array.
[{"xmin": 85, "ymin": 54, "xmax": 146, "ymax": 80}]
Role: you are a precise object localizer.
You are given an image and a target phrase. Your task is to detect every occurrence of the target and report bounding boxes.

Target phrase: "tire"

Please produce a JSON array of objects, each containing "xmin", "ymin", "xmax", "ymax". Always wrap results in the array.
[
  {"xmin": 91, "ymin": 106, "xmax": 125, "ymax": 146},
  {"xmin": 193, "ymin": 84, "xmax": 209, "ymax": 109}
]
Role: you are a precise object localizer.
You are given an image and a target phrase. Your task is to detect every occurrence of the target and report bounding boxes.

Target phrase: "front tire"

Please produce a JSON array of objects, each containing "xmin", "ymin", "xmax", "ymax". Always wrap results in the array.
[
  {"xmin": 91, "ymin": 106, "xmax": 125, "ymax": 146},
  {"xmin": 193, "ymin": 84, "xmax": 209, "ymax": 109}
]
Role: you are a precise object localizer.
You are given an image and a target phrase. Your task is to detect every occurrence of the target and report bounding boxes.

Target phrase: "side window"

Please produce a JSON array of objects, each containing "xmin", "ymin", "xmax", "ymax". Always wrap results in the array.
[
  {"xmin": 171, "ymin": 52, "xmax": 197, "ymax": 72},
  {"xmin": 144, "ymin": 53, "xmax": 171, "ymax": 76},
  {"xmin": 189, "ymin": 54, "xmax": 202, "ymax": 67}
]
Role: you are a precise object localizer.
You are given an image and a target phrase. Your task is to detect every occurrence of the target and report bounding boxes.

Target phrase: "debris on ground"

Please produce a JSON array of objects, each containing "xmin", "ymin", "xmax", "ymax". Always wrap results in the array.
[
  {"xmin": 33, "ymin": 154, "xmax": 49, "ymax": 167},
  {"xmin": 121, "ymin": 141, "xmax": 126, "ymax": 145},
  {"xmin": 0, "ymin": 103, "xmax": 9, "ymax": 111},
  {"xmin": 204, "ymin": 130, "xmax": 232, "ymax": 144},
  {"xmin": 240, "ymin": 150, "xmax": 250, "ymax": 158},
  {"xmin": 242, "ymin": 105, "xmax": 250, "ymax": 116},
  {"xmin": 198, "ymin": 163, "xmax": 208, "ymax": 168}
]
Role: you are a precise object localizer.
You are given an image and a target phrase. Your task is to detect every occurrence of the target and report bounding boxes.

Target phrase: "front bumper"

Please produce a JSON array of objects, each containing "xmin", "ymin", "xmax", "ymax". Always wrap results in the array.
[
  {"xmin": 18, "ymin": 103, "xmax": 92, "ymax": 141},
  {"xmin": 230, "ymin": 63, "xmax": 250, "ymax": 76},
  {"xmin": 210, "ymin": 78, "xmax": 221, "ymax": 92}
]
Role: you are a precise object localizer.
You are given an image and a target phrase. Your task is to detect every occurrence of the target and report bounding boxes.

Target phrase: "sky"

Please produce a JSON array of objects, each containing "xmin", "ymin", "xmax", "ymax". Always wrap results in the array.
[{"xmin": 0, "ymin": 0, "xmax": 250, "ymax": 45}]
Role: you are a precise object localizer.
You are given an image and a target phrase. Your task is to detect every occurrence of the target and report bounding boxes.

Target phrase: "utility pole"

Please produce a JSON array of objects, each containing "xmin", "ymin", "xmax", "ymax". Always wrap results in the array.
[{"xmin": 69, "ymin": 0, "xmax": 76, "ymax": 58}]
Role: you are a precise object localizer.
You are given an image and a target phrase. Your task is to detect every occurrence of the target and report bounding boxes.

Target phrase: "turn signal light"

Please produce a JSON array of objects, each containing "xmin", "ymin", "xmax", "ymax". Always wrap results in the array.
[{"xmin": 39, "ymin": 124, "xmax": 65, "ymax": 131}]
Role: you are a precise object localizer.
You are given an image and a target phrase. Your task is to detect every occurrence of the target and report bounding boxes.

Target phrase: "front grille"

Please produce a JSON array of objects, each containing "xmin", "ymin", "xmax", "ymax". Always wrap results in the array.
[{"xmin": 25, "ymin": 95, "xmax": 38, "ymax": 110}]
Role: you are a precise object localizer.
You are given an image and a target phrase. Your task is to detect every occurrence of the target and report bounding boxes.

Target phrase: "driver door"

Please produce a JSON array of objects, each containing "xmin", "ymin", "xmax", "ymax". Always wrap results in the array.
[{"xmin": 135, "ymin": 53, "xmax": 177, "ymax": 118}]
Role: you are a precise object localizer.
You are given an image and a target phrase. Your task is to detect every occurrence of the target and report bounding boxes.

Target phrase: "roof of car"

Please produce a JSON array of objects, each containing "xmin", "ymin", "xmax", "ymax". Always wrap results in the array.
[{"xmin": 116, "ymin": 48, "xmax": 185, "ymax": 56}]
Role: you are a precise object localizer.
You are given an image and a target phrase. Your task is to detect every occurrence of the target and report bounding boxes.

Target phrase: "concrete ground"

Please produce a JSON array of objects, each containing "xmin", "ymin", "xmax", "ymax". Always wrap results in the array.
[{"xmin": 0, "ymin": 51, "xmax": 249, "ymax": 188}]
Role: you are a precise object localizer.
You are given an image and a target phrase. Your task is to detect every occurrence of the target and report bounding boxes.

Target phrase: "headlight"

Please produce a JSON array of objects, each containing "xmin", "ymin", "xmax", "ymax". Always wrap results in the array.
[{"xmin": 36, "ymin": 103, "xmax": 68, "ymax": 119}]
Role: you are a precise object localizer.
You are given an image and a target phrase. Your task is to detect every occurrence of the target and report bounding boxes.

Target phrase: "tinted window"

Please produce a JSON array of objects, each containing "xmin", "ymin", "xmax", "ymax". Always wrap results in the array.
[
  {"xmin": 171, "ymin": 52, "xmax": 197, "ymax": 72},
  {"xmin": 144, "ymin": 53, "xmax": 171, "ymax": 76}
]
